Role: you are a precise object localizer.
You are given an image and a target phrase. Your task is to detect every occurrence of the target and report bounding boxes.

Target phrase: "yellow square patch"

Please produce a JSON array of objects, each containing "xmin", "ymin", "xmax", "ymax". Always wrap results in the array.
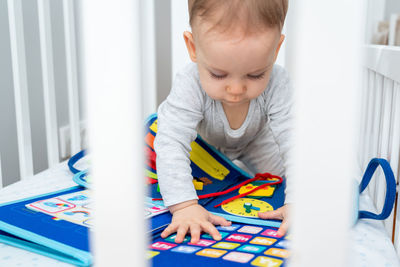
[
  {"xmin": 251, "ymin": 256, "xmax": 283, "ymax": 267},
  {"xmin": 150, "ymin": 120, "xmax": 158, "ymax": 133},
  {"xmin": 196, "ymin": 248, "xmax": 227, "ymax": 258},
  {"xmin": 264, "ymin": 248, "xmax": 290, "ymax": 258},
  {"xmin": 249, "ymin": 237, "xmax": 276, "ymax": 246},
  {"xmin": 212, "ymin": 242, "xmax": 240, "ymax": 250},
  {"xmin": 146, "ymin": 250, "xmax": 160, "ymax": 259}
]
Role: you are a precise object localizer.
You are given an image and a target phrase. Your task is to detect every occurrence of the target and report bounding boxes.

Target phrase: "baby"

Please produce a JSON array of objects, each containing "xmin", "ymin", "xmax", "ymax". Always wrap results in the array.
[{"xmin": 155, "ymin": 0, "xmax": 292, "ymax": 243}]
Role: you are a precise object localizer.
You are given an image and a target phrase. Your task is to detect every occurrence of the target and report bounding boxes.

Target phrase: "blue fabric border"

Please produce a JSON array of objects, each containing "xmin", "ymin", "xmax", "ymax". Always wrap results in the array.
[
  {"xmin": 0, "ymin": 186, "xmax": 82, "ymax": 207},
  {"xmin": 0, "ymin": 233, "xmax": 89, "ymax": 266},
  {"xmin": 0, "ymin": 219, "xmax": 91, "ymax": 266},
  {"xmin": 0, "ymin": 186, "xmax": 92, "ymax": 266},
  {"xmin": 210, "ymin": 212, "xmax": 281, "ymax": 228}
]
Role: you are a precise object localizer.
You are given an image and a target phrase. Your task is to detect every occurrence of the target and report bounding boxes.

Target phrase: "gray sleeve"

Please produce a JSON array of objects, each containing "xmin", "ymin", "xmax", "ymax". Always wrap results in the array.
[
  {"xmin": 264, "ymin": 66, "xmax": 294, "ymax": 204},
  {"xmin": 154, "ymin": 68, "xmax": 205, "ymax": 207}
]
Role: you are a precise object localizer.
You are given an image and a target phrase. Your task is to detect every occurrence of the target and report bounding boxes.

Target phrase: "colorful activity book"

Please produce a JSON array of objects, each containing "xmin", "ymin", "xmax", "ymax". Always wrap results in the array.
[
  {"xmin": 144, "ymin": 114, "xmax": 288, "ymax": 266},
  {"xmin": 0, "ymin": 113, "xmax": 287, "ymax": 266},
  {"xmin": 144, "ymin": 114, "xmax": 286, "ymax": 228}
]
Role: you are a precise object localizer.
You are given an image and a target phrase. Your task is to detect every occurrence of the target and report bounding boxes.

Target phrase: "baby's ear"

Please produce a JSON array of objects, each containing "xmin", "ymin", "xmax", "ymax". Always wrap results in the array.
[
  {"xmin": 183, "ymin": 31, "xmax": 197, "ymax": 62},
  {"xmin": 274, "ymin": 34, "xmax": 285, "ymax": 62}
]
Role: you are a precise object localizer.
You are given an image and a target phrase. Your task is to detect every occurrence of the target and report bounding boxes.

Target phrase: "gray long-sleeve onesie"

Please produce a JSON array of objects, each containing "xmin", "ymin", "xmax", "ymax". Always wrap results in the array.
[{"xmin": 154, "ymin": 62, "xmax": 293, "ymax": 207}]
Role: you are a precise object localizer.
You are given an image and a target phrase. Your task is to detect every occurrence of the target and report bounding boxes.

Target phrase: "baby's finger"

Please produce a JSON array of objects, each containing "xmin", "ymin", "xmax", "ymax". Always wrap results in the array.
[
  {"xmin": 209, "ymin": 214, "xmax": 231, "ymax": 227},
  {"xmin": 175, "ymin": 224, "xmax": 189, "ymax": 243},
  {"xmin": 189, "ymin": 224, "xmax": 201, "ymax": 244},
  {"xmin": 258, "ymin": 209, "xmax": 283, "ymax": 220},
  {"xmin": 161, "ymin": 224, "xmax": 178, "ymax": 239},
  {"xmin": 276, "ymin": 219, "xmax": 289, "ymax": 237},
  {"xmin": 201, "ymin": 221, "xmax": 221, "ymax": 241}
]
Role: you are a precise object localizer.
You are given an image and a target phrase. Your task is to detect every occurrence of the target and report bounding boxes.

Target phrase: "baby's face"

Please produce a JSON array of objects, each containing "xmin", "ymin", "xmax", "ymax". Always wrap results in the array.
[{"xmin": 185, "ymin": 23, "xmax": 284, "ymax": 107}]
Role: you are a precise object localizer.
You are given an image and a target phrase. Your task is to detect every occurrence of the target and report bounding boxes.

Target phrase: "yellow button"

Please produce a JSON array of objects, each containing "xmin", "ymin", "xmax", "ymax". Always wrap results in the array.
[
  {"xmin": 212, "ymin": 242, "xmax": 240, "ymax": 250},
  {"xmin": 251, "ymin": 256, "xmax": 283, "ymax": 267},
  {"xmin": 196, "ymin": 248, "xmax": 228, "ymax": 258},
  {"xmin": 249, "ymin": 237, "xmax": 276, "ymax": 246},
  {"xmin": 264, "ymin": 248, "xmax": 290, "ymax": 258}
]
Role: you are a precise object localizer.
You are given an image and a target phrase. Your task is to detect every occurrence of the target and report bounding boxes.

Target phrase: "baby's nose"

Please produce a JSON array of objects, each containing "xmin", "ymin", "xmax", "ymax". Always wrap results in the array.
[{"xmin": 226, "ymin": 84, "xmax": 247, "ymax": 95}]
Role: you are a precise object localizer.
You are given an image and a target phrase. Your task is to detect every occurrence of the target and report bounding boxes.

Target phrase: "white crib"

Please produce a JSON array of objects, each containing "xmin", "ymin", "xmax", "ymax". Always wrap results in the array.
[
  {"xmin": 1, "ymin": 0, "xmax": 400, "ymax": 266},
  {"xmin": 358, "ymin": 44, "xmax": 400, "ymax": 254}
]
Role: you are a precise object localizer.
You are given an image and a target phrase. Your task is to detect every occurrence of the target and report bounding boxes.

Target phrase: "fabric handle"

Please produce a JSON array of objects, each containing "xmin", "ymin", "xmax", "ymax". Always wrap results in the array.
[{"xmin": 359, "ymin": 158, "xmax": 396, "ymax": 220}]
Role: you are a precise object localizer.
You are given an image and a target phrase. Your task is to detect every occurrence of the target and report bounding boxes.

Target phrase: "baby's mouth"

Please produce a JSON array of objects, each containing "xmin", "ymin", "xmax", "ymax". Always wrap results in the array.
[{"xmin": 226, "ymin": 95, "xmax": 244, "ymax": 103}]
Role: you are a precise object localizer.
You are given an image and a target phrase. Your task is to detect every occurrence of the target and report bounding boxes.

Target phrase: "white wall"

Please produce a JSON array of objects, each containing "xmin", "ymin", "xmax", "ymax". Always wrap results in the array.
[
  {"xmin": 155, "ymin": 0, "xmax": 172, "ymax": 106},
  {"xmin": 171, "ymin": 0, "xmax": 191, "ymax": 79},
  {"xmin": 366, "ymin": 0, "xmax": 400, "ymax": 43}
]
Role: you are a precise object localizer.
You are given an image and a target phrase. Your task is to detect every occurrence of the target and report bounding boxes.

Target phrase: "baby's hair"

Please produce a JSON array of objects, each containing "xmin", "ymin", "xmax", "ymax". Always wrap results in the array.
[{"xmin": 188, "ymin": 0, "xmax": 288, "ymax": 34}]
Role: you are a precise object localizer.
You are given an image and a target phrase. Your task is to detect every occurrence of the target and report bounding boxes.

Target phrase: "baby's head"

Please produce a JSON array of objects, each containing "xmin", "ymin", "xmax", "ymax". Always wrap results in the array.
[{"xmin": 185, "ymin": 0, "xmax": 288, "ymax": 106}]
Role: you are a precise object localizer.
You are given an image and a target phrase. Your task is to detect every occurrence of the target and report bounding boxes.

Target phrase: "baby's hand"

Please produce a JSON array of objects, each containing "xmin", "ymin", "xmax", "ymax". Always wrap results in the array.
[
  {"xmin": 161, "ymin": 200, "xmax": 231, "ymax": 243},
  {"xmin": 258, "ymin": 204, "xmax": 290, "ymax": 237}
]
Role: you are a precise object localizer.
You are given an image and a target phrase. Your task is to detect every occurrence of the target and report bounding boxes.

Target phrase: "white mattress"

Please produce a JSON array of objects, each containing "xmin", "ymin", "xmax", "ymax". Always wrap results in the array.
[{"xmin": 350, "ymin": 192, "xmax": 400, "ymax": 266}]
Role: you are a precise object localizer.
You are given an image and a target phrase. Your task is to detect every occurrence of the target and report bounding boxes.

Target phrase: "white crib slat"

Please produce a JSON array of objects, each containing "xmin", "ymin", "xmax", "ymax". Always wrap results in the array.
[
  {"xmin": 287, "ymin": 1, "xmax": 361, "ymax": 265},
  {"xmin": 38, "ymin": 0, "xmax": 60, "ymax": 167},
  {"xmin": 80, "ymin": 0, "xmax": 145, "ymax": 265},
  {"xmin": 63, "ymin": 0, "xmax": 81, "ymax": 155},
  {"xmin": 391, "ymin": 82, "xmax": 400, "ymax": 184},
  {"xmin": 366, "ymin": 71, "xmax": 377, "ymax": 199},
  {"xmin": 358, "ymin": 69, "xmax": 369, "ymax": 174},
  {"xmin": 392, "ymin": 82, "xmax": 400, "ymax": 254},
  {"xmin": 372, "ymin": 73, "xmax": 384, "ymax": 158},
  {"xmin": 140, "ymin": 0, "xmax": 157, "ymax": 120},
  {"xmin": 364, "ymin": 70, "xmax": 375, "ymax": 164},
  {"xmin": 369, "ymin": 73, "xmax": 384, "ymax": 202},
  {"xmin": 377, "ymin": 78, "xmax": 395, "ymax": 235},
  {"xmin": 7, "ymin": 0, "xmax": 34, "ymax": 179},
  {"xmin": 0, "ymin": 154, "xmax": 3, "ymax": 189},
  {"xmin": 362, "ymin": 70, "xmax": 372, "ymax": 168}
]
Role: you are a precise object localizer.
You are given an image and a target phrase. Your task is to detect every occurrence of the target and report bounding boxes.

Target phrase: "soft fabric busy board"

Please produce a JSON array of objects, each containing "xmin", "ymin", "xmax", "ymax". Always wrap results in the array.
[
  {"xmin": 145, "ymin": 114, "xmax": 286, "ymax": 228},
  {"xmin": 0, "ymin": 187, "xmax": 92, "ymax": 266},
  {"xmin": 145, "ymin": 114, "xmax": 288, "ymax": 266},
  {"xmin": 0, "ymin": 113, "xmax": 287, "ymax": 266}
]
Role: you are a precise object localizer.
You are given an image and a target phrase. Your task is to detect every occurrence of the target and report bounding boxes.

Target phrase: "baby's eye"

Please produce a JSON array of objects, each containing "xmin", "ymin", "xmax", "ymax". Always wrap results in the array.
[
  {"xmin": 209, "ymin": 72, "xmax": 227, "ymax": 80},
  {"xmin": 247, "ymin": 73, "xmax": 266, "ymax": 80}
]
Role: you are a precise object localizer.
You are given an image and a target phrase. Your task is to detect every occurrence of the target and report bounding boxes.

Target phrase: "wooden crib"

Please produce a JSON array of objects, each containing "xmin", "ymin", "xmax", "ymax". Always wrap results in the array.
[{"xmin": 358, "ymin": 44, "xmax": 400, "ymax": 254}]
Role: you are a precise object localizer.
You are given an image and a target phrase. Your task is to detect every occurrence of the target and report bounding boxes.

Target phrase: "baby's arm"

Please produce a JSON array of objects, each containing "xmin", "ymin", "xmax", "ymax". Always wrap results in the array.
[
  {"xmin": 258, "ymin": 66, "xmax": 294, "ymax": 235},
  {"xmin": 155, "ymin": 65, "xmax": 229, "ymax": 242},
  {"xmin": 161, "ymin": 200, "xmax": 231, "ymax": 243}
]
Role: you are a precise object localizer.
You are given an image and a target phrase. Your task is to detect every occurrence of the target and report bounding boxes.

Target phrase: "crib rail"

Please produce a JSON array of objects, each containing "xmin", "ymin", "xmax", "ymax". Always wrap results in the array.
[
  {"xmin": 359, "ymin": 45, "xmax": 400, "ymax": 254},
  {"xmin": 1, "ymin": 0, "xmax": 81, "ymax": 188}
]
